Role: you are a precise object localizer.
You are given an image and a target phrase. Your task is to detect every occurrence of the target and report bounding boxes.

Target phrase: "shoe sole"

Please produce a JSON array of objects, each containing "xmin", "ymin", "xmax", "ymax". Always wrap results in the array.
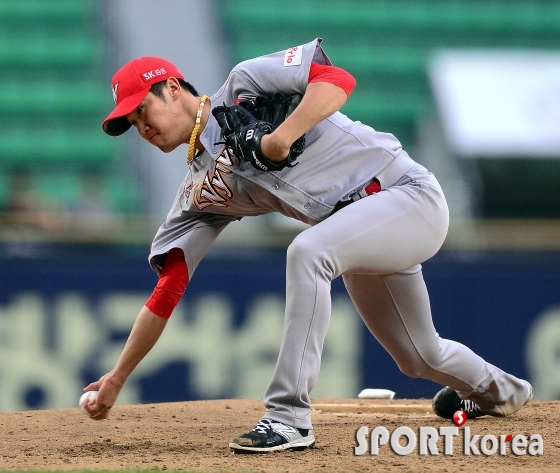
[
  {"xmin": 229, "ymin": 439, "xmax": 315, "ymax": 454},
  {"xmin": 524, "ymin": 381, "xmax": 534, "ymax": 405}
]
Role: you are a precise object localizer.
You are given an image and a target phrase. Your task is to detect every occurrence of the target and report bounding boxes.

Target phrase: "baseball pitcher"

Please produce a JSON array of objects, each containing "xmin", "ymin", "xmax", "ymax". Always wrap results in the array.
[{"xmin": 83, "ymin": 38, "xmax": 533, "ymax": 453}]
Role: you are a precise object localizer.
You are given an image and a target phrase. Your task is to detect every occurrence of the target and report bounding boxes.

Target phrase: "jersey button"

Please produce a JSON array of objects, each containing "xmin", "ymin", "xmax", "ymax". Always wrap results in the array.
[
  {"xmin": 239, "ymin": 166, "xmax": 245, "ymax": 172},
  {"xmin": 272, "ymin": 184, "xmax": 279, "ymax": 190},
  {"xmin": 304, "ymin": 203, "xmax": 311, "ymax": 209}
]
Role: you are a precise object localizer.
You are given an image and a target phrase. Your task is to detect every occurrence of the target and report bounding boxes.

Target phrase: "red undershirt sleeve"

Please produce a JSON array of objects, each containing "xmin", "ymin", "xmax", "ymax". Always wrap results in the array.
[
  {"xmin": 145, "ymin": 247, "xmax": 189, "ymax": 318},
  {"xmin": 308, "ymin": 63, "xmax": 356, "ymax": 97}
]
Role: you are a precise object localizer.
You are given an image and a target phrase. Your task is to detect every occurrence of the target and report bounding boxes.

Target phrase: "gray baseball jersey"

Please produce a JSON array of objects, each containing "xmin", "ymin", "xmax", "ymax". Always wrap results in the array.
[{"xmin": 150, "ymin": 38, "xmax": 530, "ymax": 428}]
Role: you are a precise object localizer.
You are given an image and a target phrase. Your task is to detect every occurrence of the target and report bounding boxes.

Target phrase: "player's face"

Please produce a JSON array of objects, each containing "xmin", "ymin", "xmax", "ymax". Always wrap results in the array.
[{"xmin": 126, "ymin": 88, "xmax": 187, "ymax": 153}]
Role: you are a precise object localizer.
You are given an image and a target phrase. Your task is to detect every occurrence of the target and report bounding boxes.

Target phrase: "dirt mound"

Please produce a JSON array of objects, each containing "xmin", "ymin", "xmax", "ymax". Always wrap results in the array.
[{"xmin": 0, "ymin": 398, "xmax": 556, "ymax": 472}]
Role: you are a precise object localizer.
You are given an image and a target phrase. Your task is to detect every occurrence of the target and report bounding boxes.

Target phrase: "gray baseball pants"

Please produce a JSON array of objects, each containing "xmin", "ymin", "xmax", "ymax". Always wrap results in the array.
[{"xmin": 263, "ymin": 163, "xmax": 529, "ymax": 429}]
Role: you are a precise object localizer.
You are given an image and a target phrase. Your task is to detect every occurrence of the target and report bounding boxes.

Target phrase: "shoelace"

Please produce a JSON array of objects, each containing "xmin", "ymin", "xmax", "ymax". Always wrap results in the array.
[
  {"xmin": 252, "ymin": 419, "xmax": 274, "ymax": 434},
  {"xmin": 461, "ymin": 399, "xmax": 483, "ymax": 414}
]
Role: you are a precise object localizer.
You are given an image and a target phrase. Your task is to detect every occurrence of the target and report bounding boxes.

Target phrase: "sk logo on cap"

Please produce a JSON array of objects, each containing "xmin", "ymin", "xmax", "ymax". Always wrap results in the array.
[{"xmin": 112, "ymin": 83, "xmax": 119, "ymax": 104}]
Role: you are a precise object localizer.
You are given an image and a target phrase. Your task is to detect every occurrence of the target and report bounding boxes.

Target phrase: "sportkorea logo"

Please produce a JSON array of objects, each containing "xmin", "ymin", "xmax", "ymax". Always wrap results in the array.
[
  {"xmin": 354, "ymin": 425, "xmax": 543, "ymax": 456},
  {"xmin": 112, "ymin": 83, "xmax": 119, "ymax": 104}
]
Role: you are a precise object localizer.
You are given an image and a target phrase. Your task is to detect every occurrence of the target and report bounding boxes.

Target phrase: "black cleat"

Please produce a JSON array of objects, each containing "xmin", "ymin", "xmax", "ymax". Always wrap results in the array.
[
  {"xmin": 432, "ymin": 387, "xmax": 486, "ymax": 420},
  {"xmin": 230, "ymin": 418, "xmax": 315, "ymax": 453}
]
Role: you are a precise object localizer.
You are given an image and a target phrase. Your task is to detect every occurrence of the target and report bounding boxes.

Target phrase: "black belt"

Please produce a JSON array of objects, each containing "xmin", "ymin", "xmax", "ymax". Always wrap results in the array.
[{"xmin": 331, "ymin": 178, "xmax": 381, "ymax": 215}]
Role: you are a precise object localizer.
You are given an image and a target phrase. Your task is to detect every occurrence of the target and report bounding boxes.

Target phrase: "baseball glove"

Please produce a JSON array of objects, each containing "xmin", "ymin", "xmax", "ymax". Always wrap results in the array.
[{"xmin": 212, "ymin": 92, "xmax": 305, "ymax": 172}]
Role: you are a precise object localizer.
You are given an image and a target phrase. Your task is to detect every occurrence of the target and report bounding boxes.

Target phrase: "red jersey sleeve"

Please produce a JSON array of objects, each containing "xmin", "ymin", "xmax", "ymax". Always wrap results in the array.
[
  {"xmin": 145, "ymin": 247, "xmax": 189, "ymax": 318},
  {"xmin": 308, "ymin": 63, "xmax": 356, "ymax": 97}
]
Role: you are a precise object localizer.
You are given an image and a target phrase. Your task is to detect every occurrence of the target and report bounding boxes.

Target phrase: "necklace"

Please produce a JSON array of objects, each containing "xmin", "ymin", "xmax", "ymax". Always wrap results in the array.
[{"xmin": 187, "ymin": 94, "xmax": 209, "ymax": 163}]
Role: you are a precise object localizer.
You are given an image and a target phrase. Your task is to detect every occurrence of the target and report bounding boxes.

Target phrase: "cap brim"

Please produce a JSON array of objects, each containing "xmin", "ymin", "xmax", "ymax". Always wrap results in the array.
[{"xmin": 102, "ymin": 88, "xmax": 151, "ymax": 136}]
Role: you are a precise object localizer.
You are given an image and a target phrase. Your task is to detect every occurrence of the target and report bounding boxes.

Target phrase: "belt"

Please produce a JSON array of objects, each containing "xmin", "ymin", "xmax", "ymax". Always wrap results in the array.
[
  {"xmin": 331, "ymin": 178, "xmax": 380, "ymax": 214},
  {"xmin": 330, "ymin": 151, "xmax": 416, "ymax": 215}
]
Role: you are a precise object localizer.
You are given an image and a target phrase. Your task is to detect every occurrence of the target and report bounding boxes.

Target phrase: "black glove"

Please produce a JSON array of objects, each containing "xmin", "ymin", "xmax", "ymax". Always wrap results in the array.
[
  {"xmin": 212, "ymin": 92, "xmax": 305, "ymax": 172},
  {"xmin": 239, "ymin": 92, "xmax": 305, "ymax": 159}
]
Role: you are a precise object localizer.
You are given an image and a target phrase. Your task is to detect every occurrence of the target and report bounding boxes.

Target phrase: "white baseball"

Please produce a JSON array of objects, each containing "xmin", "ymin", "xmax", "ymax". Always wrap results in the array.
[{"xmin": 79, "ymin": 390, "xmax": 99, "ymax": 414}]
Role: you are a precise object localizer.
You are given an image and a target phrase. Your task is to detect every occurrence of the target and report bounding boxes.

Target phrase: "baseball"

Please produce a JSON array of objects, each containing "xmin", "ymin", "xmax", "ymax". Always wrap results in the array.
[
  {"xmin": 79, "ymin": 390, "xmax": 99, "ymax": 414},
  {"xmin": 452, "ymin": 410, "xmax": 467, "ymax": 427}
]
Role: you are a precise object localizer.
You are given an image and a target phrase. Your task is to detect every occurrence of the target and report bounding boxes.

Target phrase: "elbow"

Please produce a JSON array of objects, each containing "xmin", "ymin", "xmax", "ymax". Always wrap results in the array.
[{"xmin": 345, "ymin": 73, "xmax": 357, "ymax": 98}]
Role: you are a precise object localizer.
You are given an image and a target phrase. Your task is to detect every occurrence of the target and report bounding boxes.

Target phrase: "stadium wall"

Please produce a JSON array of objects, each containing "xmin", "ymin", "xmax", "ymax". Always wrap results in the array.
[{"xmin": 0, "ymin": 246, "xmax": 558, "ymax": 412}]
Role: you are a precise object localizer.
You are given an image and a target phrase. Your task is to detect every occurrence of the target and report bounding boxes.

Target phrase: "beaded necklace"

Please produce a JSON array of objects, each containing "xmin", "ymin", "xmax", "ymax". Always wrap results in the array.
[{"xmin": 187, "ymin": 94, "xmax": 209, "ymax": 163}]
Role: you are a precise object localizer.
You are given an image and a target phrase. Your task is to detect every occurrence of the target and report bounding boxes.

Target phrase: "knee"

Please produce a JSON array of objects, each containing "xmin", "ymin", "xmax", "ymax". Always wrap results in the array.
[
  {"xmin": 287, "ymin": 232, "xmax": 324, "ymax": 266},
  {"xmin": 397, "ymin": 357, "xmax": 431, "ymax": 379},
  {"xmin": 397, "ymin": 346, "xmax": 447, "ymax": 379},
  {"xmin": 287, "ymin": 232, "xmax": 334, "ymax": 278},
  {"xmin": 288, "ymin": 232, "xmax": 315, "ymax": 257}
]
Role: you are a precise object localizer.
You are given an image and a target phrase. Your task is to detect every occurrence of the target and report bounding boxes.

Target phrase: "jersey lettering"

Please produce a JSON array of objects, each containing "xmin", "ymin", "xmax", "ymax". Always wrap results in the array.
[
  {"xmin": 183, "ymin": 182, "xmax": 193, "ymax": 200},
  {"xmin": 193, "ymin": 147, "xmax": 235, "ymax": 210},
  {"xmin": 245, "ymin": 129, "xmax": 254, "ymax": 141},
  {"xmin": 284, "ymin": 45, "xmax": 303, "ymax": 67}
]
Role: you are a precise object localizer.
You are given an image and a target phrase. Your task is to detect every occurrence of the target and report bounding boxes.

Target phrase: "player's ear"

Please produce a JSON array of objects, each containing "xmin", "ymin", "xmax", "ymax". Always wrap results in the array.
[{"xmin": 166, "ymin": 77, "xmax": 181, "ymax": 100}]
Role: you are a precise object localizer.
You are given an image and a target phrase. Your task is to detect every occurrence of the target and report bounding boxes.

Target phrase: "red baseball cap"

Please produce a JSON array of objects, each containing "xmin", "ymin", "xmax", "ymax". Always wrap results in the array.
[{"xmin": 102, "ymin": 56, "xmax": 185, "ymax": 136}]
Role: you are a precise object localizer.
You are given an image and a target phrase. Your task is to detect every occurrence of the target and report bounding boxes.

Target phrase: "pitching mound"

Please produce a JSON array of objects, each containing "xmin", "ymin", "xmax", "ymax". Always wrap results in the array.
[{"xmin": 0, "ymin": 398, "xmax": 556, "ymax": 472}]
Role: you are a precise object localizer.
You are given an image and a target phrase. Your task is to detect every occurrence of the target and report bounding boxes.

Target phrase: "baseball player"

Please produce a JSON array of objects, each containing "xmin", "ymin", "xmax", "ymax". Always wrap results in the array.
[{"xmin": 83, "ymin": 38, "xmax": 533, "ymax": 453}]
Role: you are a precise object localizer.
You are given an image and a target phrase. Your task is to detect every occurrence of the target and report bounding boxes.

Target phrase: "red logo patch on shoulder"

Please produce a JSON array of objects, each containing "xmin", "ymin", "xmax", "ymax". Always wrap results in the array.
[{"xmin": 284, "ymin": 45, "xmax": 303, "ymax": 67}]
